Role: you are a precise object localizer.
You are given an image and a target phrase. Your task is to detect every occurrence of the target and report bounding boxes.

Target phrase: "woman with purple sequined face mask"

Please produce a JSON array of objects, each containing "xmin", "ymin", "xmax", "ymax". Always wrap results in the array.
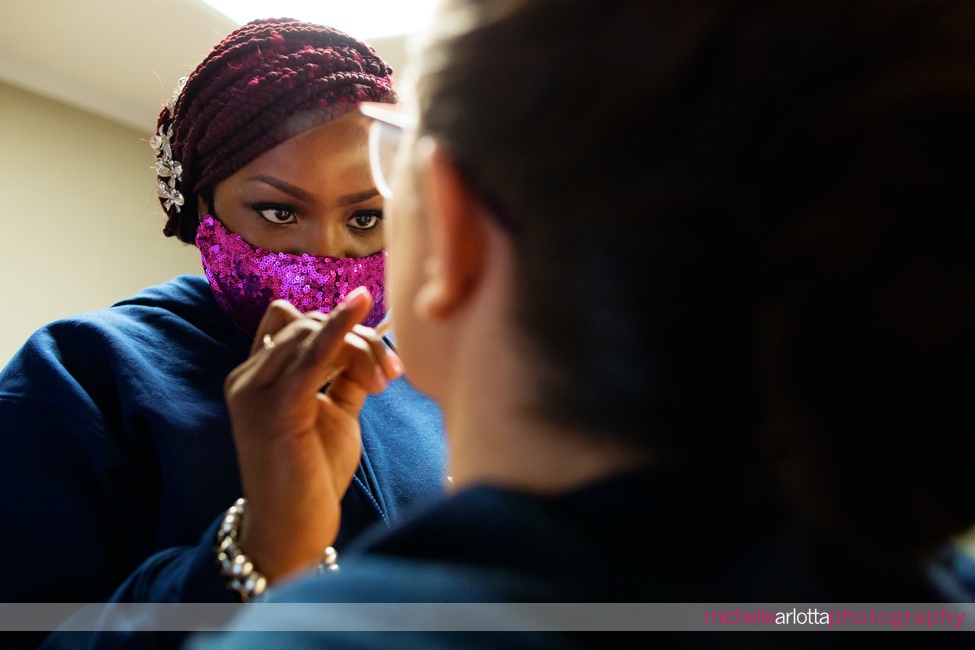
[
  {"xmin": 0, "ymin": 18, "xmax": 446, "ymax": 646},
  {"xmin": 157, "ymin": 21, "xmax": 394, "ymax": 336}
]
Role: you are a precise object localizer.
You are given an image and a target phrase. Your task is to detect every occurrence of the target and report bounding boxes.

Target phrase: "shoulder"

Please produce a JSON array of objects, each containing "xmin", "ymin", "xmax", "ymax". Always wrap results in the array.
[
  {"xmin": 110, "ymin": 275, "xmax": 222, "ymax": 324},
  {"xmin": 0, "ymin": 275, "xmax": 240, "ymax": 402},
  {"xmin": 193, "ymin": 556, "xmax": 579, "ymax": 650},
  {"xmin": 927, "ymin": 541, "xmax": 975, "ymax": 604},
  {"xmin": 111, "ymin": 274, "xmax": 211, "ymax": 307},
  {"xmin": 47, "ymin": 275, "xmax": 231, "ymax": 350},
  {"xmin": 13, "ymin": 276, "xmax": 222, "ymax": 356},
  {"xmin": 11, "ymin": 276, "xmax": 218, "ymax": 342}
]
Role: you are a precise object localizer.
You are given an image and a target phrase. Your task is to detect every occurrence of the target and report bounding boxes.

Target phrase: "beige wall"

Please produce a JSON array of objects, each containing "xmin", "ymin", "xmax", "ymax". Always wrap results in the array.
[{"xmin": 0, "ymin": 80, "xmax": 203, "ymax": 369}]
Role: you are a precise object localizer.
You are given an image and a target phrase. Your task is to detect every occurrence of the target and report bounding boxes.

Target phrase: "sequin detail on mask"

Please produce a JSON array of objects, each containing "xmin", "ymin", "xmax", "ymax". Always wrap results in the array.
[{"xmin": 196, "ymin": 214, "xmax": 386, "ymax": 337}]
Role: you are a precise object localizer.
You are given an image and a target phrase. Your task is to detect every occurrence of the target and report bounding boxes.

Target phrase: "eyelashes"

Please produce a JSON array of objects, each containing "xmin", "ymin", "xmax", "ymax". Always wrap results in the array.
[
  {"xmin": 251, "ymin": 205, "xmax": 383, "ymax": 234},
  {"xmin": 349, "ymin": 210, "xmax": 383, "ymax": 231},
  {"xmin": 253, "ymin": 204, "xmax": 297, "ymax": 225}
]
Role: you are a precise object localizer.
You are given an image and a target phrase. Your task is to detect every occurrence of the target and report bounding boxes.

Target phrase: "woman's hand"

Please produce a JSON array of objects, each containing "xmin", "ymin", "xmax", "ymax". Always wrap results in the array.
[{"xmin": 223, "ymin": 287, "xmax": 403, "ymax": 582}]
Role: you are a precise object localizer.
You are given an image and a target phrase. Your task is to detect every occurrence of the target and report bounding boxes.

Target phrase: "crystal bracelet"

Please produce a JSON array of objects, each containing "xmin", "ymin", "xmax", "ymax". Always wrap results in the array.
[{"xmin": 215, "ymin": 497, "xmax": 338, "ymax": 602}]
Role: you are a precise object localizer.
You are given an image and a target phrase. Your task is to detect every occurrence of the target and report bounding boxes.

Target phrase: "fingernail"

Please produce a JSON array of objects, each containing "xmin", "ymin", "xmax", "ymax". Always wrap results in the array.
[
  {"xmin": 344, "ymin": 286, "xmax": 369, "ymax": 310},
  {"xmin": 388, "ymin": 354, "xmax": 404, "ymax": 375},
  {"xmin": 332, "ymin": 287, "xmax": 368, "ymax": 318}
]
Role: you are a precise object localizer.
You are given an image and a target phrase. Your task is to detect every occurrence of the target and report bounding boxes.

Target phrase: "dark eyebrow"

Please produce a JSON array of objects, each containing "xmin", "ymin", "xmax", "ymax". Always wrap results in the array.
[
  {"xmin": 248, "ymin": 177, "xmax": 379, "ymax": 207},
  {"xmin": 249, "ymin": 175, "xmax": 314, "ymax": 203},
  {"xmin": 339, "ymin": 188, "xmax": 380, "ymax": 206}
]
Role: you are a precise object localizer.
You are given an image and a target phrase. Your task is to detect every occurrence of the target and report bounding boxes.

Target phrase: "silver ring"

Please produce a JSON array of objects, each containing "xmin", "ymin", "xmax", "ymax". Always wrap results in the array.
[{"xmin": 262, "ymin": 334, "xmax": 276, "ymax": 350}]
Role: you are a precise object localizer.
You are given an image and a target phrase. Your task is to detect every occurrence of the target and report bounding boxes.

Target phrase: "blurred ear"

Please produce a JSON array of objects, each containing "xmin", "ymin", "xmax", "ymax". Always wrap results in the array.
[
  {"xmin": 197, "ymin": 192, "xmax": 209, "ymax": 218},
  {"xmin": 413, "ymin": 137, "xmax": 487, "ymax": 322}
]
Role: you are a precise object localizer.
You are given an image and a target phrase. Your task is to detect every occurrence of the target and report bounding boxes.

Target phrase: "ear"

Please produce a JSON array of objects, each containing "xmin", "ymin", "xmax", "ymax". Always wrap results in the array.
[
  {"xmin": 413, "ymin": 138, "xmax": 488, "ymax": 322},
  {"xmin": 197, "ymin": 191, "xmax": 210, "ymax": 218}
]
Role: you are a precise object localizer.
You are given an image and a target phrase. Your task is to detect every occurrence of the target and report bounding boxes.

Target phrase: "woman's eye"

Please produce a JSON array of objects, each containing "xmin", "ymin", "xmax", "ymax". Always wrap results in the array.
[
  {"xmin": 349, "ymin": 210, "xmax": 383, "ymax": 231},
  {"xmin": 255, "ymin": 206, "xmax": 297, "ymax": 225}
]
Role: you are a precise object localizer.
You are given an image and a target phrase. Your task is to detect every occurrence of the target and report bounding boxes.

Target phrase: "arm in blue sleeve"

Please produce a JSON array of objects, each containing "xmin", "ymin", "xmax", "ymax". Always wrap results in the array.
[{"xmin": 37, "ymin": 516, "xmax": 237, "ymax": 650}]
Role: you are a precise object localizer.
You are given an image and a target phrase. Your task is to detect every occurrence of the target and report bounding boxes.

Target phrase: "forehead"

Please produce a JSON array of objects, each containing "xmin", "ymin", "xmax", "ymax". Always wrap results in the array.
[
  {"xmin": 229, "ymin": 111, "xmax": 372, "ymax": 183},
  {"xmin": 266, "ymin": 110, "xmax": 369, "ymax": 160}
]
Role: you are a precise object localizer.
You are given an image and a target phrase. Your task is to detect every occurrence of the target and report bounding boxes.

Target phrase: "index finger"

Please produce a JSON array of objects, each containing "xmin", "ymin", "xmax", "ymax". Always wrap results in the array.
[
  {"xmin": 293, "ymin": 289, "xmax": 376, "ymax": 393},
  {"xmin": 250, "ymin": 299, "xmax": 304, "ymax": 356}
]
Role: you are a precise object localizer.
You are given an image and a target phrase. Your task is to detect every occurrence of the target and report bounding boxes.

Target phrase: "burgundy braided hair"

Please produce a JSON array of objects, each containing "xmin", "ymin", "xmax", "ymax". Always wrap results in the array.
[{"xmin": 155, "ymin": 17, "xmax": 397, "ymax": 244}]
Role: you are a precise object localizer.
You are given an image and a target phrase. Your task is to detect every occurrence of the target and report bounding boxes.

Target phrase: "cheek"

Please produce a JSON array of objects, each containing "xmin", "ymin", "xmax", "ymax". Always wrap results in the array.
[
  {"xmin": 387, "ymin": 217, "xmax": 422, "ymax": 318},
  {"xmin": 385, "ymin": 196, "xmax": 429, "ymax": 360}
]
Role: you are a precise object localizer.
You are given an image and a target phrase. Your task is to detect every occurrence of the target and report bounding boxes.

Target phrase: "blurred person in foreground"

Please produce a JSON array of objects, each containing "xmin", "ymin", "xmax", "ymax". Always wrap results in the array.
[{"xmin": 188, "ymin": 0, "xmax": 975, "ymax": 647}]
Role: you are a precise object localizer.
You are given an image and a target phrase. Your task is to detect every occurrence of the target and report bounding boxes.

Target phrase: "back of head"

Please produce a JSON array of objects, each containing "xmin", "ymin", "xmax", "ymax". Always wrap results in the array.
[
  {"xmin": 414, "ymin": 0, "xmax": 975, "ymax": 550},
  {"xmin": 153, "ymin": 17, "xmax": 397, "ymax": 243}
]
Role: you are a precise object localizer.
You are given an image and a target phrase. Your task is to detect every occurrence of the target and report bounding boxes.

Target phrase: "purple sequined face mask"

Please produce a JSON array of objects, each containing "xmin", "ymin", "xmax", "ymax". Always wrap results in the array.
[{"xmin": 196, "ymin": 214, "xmax": 386, "ymax": 337}]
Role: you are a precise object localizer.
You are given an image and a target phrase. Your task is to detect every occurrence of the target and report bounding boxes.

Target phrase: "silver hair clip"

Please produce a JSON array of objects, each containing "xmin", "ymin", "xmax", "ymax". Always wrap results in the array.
[{"xmin": 150, "ymin": 76, "xmax": 187, "ymax": 212}]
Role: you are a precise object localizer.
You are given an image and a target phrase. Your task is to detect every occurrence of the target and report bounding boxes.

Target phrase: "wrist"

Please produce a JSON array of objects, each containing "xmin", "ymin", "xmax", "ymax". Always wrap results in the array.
[{"xmin": 214, "ymin": 497, "xmax": 338, "ymax": 602}]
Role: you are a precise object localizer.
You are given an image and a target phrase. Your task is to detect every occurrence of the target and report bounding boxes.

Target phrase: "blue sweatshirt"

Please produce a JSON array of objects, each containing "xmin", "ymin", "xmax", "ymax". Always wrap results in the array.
[{"xmin": 0, "ymin": 275, "xmax": 446, "ymax": 646}]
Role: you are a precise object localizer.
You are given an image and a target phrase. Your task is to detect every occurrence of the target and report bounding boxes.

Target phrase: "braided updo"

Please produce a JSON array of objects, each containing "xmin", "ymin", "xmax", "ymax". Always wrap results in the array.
[{"xmin": 153, "ymin": 17, "xmax": 397, "ymax": 244}]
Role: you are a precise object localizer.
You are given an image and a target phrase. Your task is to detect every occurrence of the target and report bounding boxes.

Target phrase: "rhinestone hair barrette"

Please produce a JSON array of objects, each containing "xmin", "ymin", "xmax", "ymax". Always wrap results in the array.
[{"xmin": 149, "ymin": 76, "xmax": 188, "ymax": 212}]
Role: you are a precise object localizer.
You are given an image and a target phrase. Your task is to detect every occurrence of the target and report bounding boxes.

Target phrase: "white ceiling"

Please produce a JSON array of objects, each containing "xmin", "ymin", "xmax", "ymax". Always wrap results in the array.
[{"xmin": 0, "ymin": 0, "xmax": 409, "ymax": 134}]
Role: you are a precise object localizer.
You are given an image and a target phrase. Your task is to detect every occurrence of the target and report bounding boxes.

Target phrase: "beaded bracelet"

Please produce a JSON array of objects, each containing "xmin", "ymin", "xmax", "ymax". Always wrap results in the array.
[{"xmin": 215, "ymin": 497, "xmax": 339, "ymax": 602}]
